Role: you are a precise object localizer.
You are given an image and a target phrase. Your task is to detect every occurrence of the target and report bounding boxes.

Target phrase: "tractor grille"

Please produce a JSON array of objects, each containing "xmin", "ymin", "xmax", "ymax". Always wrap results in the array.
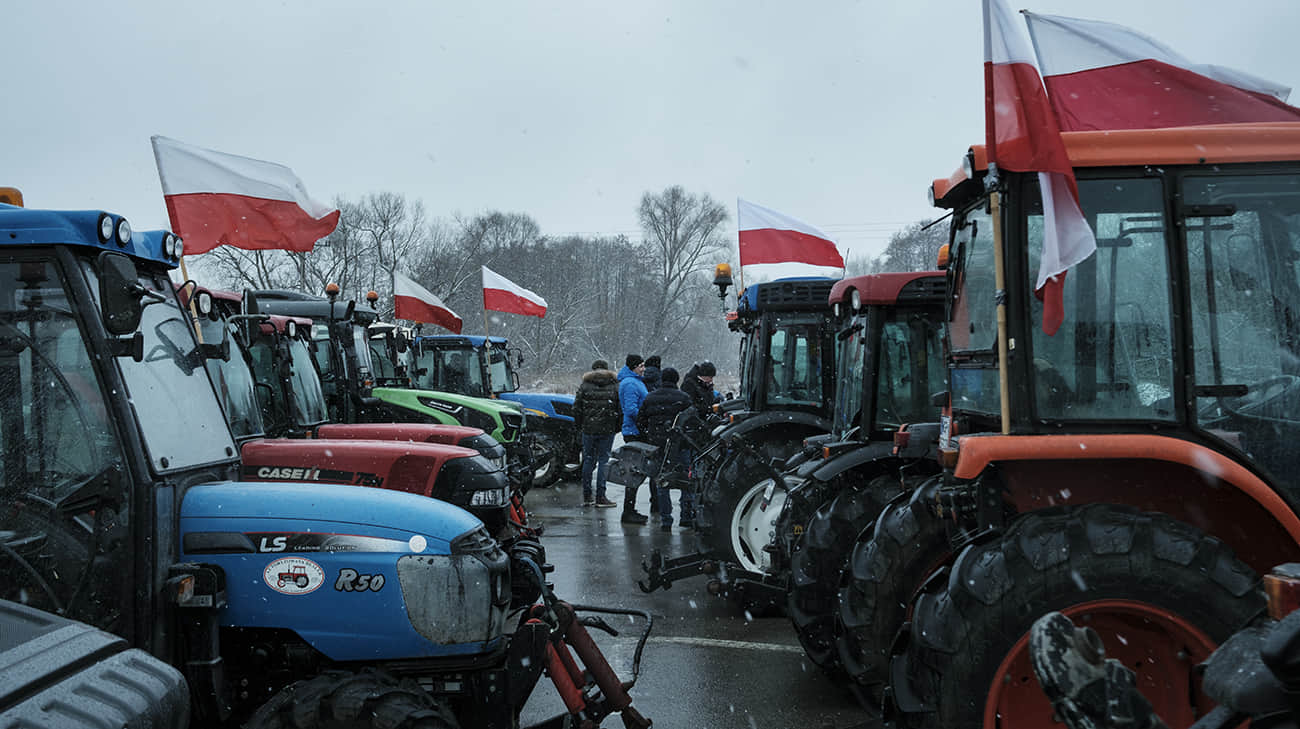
[
  {"xmin": 753, "ymin": 279, "xmax": 836, "ymax": 310},
  {"xmin": 897, "ymin": 275, "xmax": 947, "ymax": 304}
]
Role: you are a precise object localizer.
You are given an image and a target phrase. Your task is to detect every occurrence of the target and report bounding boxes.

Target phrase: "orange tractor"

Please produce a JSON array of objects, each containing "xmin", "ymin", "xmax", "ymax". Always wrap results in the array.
[{"xmin": 859, "ymin": 123, "xmax": 1300, "ymax": 728}]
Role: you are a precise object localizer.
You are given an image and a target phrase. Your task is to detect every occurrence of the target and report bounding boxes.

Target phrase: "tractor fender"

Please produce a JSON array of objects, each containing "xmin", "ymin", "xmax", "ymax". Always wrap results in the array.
[
  {"xmin": 718, "ymin": 410, "xmax": 832, "ymax": 445},
  {"xmin": 809, "ymin": 441, "xmax": 897, "ymax": 483},
  {"xmin": 180, "ymin": 482, "xmax": 507, "ymax": 662},
  {"xmin": 952, "ymin": 432, "xmax": 1300, "ymax": 574}
]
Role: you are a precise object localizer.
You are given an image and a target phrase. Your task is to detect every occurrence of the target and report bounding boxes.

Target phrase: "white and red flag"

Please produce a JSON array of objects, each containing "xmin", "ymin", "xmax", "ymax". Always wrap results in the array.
[
  {"xmin": 984, "ymin": 0, "xmax": 1095, "ymax": 335},
  {"xmin": 1023, "ymin": 12, "xmax": 1300, "ymax": 132},
  {"xmin": 151, "ymin": 135, "xmax": 340, "ymax": 256},
  {"xmin": 482, "ymin": 266, "xmax": 547, "ymax": 318},
  {"xmin": 394, "ymin": 271, "xmax": 463, "ymax": 334},
  {"xmin": 737, "ymin": 199, "xmax": 844, "ymax": 280}
]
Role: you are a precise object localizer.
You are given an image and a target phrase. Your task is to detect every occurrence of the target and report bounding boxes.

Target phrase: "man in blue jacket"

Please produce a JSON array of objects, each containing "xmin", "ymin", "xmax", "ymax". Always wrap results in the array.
[{"xmin": 618, "ymin": 354, "xmax": 651, "ymax": 525}]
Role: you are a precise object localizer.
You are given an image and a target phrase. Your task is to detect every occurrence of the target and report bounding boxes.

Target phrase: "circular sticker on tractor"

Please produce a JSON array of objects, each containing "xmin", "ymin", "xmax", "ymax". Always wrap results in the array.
[{"xmin": 263, "ymin": 557, "xmax": 325, "ymax": 595}]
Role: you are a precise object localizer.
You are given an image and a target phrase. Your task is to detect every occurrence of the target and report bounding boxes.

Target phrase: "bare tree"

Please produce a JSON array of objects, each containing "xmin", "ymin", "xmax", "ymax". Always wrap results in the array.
[
  {"xmin": 879, "ymin": 218, "xmax": 949, "ymax": 273},
  {"xmin": 637, "ymin": 186, "xmax": 730, "ymax": 351}
]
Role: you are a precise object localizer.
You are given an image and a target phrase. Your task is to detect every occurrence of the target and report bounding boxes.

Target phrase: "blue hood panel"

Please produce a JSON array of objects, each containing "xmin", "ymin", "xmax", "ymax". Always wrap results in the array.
[
  {"xmin": 180, "ymin": 481, "xmax": 500, "ymax": 661},
  {"xmin": 500, "ymin": 392, "xmax": 574, "ymax": 421}
]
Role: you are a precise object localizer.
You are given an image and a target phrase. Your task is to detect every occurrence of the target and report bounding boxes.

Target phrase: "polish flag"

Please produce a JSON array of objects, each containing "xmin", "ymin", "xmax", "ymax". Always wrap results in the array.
[
  {"xmin": 394, "ymin": 271, "xmax": 463, "ymax": 334},
  {"xmin": 1024, "ymin": 12, "xmax": 1300, "ymax": 132},
  {"xmin": 984, "ymin": 0, "xmax": 1095, "ymax": 335},
  {"xmin": 737, "ymin": 199, "xmax": 844, "ymax": 280},
  {"xmin": 151, "ymin": 136, "xmax": 340, "ymax": 255},
  {"xmin": 482, "ymin": 266, "xmax": 547, "ymax": 318}
]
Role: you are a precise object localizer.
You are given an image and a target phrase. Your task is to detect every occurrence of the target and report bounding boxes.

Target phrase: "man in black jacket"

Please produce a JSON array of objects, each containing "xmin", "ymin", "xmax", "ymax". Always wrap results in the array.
[
  {"xmin": 637, "ymin": 368, "xmax": 695, "ymax": 531},
  {"xmin": 680, "ymin": 360, "xmax": 721, "ymax": 418},
  {"xmin": 573, "ymin": 359, "xmax": 621, "ymax": 508}
]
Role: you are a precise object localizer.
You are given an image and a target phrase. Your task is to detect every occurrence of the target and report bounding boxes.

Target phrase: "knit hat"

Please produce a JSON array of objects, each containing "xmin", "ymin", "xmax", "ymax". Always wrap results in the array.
[
  {"xmin": 591, "ymin": 359, "xmax": 609, "ymax": 371},
  {"xmin": 645, "ymin": 355, "xmax": 661, "ymax": 368},
  {"xmin": 661, "ymin": 367, "xmax": 679, "ymax": 385},
  {"xmin": 697, "ymin": 361, "xmax": 717, "ymax": 377},
  {"xmin": 626, "ymin": 354, "xmax": 644, "ymax": 369}
]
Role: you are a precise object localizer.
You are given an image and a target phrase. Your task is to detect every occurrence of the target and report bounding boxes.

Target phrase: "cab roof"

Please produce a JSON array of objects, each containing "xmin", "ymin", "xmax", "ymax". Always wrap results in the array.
[
  {"xmin": 736, "ymin": 277, "xmax": 838, "ymax": 314},
  {"xmin": 0, "ymin": 208, "xmax": 181, "ymax": 269},
  {"xmin": 930, "ymin": 122, "xmax": 1300, "ymax": 209},
  {"xmin": 416, "ymin": 334, "xmax": 507, "ymax": 348},
  {"xmin": 829, "ymin": 271, "xmax": 946, "ymax": 307}
]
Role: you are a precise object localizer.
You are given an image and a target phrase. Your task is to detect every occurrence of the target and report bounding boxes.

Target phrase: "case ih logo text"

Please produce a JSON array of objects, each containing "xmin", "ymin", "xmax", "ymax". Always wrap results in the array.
[
  {"xmin": 255, "ymin": 466, "xmax": 321, "ymax": 480},
  {"xmin": 263, "ymin": 557, "xmax": 325, "ymax": 595}
]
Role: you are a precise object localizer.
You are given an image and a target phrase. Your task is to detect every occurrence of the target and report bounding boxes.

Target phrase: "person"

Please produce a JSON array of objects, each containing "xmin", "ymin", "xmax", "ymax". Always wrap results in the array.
[
  {"xmin": 636, "ymin": 367, "xmax": 695, "ymax": 531},
  {"xmin": 572, "ymin": 359, "xmax": 621, "ymax": 508},
  {"xmin": 680, "ymin": 360, "xmax": 721, "ymax": 417},
  {"xmin": 617, "ymin": 354, "xmax": 651, "ymax": 525},
  {"xmin": 642, "ymin": 355, "xmax": 662, "ymax": 392}
]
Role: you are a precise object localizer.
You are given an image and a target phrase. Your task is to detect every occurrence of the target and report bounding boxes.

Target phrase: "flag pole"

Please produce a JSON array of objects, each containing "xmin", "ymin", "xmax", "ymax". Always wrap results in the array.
[
  {"xmin": 989, "ymin": 188, "xmax": 1011, "ymax": 435},
  {"xmin": 178, "ymin": 254, "xmax": 204, "ymax": 344},
  {"xmin": 482, "ymin": 299, "xmax": 493, "ymax": 395}
]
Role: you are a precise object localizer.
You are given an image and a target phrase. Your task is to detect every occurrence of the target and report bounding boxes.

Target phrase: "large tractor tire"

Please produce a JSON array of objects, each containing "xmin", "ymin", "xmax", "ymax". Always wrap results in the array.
[
  {"xmin": 788, "ymin": 473, "xmax": 901, "ymax": 677},
  {"xmin": 528, "ymin": 436, "xmax": 563, "ymax": 489},
  {"xmin": 696, "ymin": 439, "xmax": 799, "ymax": 573},
  {"xmin": 245, "ymin": 669, "xmax": 461, "ymax": 729},
  {"xmin": 898, "ymin": 505, "xmax": 1264, "ymax": 729},
  {"xmin": 836, "ymin": 480, "xmax": 952, "ymax": 708}
]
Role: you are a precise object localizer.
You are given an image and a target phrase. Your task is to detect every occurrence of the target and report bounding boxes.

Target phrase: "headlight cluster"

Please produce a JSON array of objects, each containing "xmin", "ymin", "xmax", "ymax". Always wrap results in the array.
[
  {"xmin": 161, "ymin": 232, "xmax": 184, "ymax": 261},
  {"xmin": 97, "ymin": 213, "xmax": 132, "ymax": 247},
  {"xmin": 470, "ymin": 487, "xmax": 508, "ymax": 507}
]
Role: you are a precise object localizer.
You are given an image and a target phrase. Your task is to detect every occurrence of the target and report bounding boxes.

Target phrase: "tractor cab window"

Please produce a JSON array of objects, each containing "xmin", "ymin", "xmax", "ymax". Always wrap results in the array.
[
  {"xmin": 418, "ymin": 346, "xmax": 489, "ymax": 398},
  {"xmin": 369, "ymin": 336, "xmax": 396, "ymax": 381},
  {"xmin": 92, "ymin": 264, "xmax": 236, "ymax": 473},
  {"xmin": 310, "ymin": 324, "xmax": 336, "ymax": 379},
  {"xmin": 285, "ymin": 336, "xmax": 329, "ymax": 426},
  {"xmin": 351, "ymin": 324, "xmax": 375, "ymax": 381},
  {"xmin": 1184, "ymin": 172, "xmax": 1300, "ymax": 481},
  {"xmin": 738, "ymin": 328, "xmax": 762, "ymax": 408},
  {"xmin": 198, "ymin": 316, "xmax": 265, "ymax": 441},
  {"xmin": 0, "ymin": 259, "xmax": 123, "ymax": 502},
  {"xmin": 0, "ymin": 259, "xmax": 128, "ymax": 625},
  {"xmin": 832, "ymin": 315, "xmax": 868, "ymax": 437},
  {"xmin": 765, "ymin": 314, "xmax": 824, "ymax": 409},
  {"xmin": 488, "ymin": 346, "xmax": 514, "ymax": 394},
  {"xmin": 1027, "ymin": 176, "xmax": 1176, "ymax": 422},
  {"xmin": 875, "ymin": 309, "xmax": 945, "ymax": 430},
  {"xmin": 948, "ymin": 202, "xmax": 1001, "ymax": 415}
]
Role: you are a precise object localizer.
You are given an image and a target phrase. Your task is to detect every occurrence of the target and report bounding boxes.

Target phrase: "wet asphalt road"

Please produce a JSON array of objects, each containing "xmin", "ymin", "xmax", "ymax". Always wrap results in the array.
[{"xmin": 517, "ymin": 474, "xmax": 875, "ymax": 729}]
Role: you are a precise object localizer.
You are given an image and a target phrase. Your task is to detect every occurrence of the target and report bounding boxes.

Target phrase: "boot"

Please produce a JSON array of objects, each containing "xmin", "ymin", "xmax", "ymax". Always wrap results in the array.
[{"xmin": 621, "ymin": 510, "xmax": 648, "ymax": 525}]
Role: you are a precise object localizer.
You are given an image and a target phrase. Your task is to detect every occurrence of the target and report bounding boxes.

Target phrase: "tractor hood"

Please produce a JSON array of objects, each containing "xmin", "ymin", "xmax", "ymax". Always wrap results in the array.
[
  {"xmin": 179, "ymin": 481, "xmax": 507, "ymax": 662},
  {"xmin": 374, "ymin": 386, "xmax": 521, "ymax": 414},
  {"xmin": 500, "ymin": 391, "xmax": 575, "ymax": 421}
]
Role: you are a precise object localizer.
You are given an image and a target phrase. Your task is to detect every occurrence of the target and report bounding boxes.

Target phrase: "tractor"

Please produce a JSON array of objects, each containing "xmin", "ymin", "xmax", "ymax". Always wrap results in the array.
[
  {"xmin": 865, "ymin": 123, "xmax": 1300, "ymax": 728},
  {"xmin": 413, "ymin": 334, "xmax": 580, "ymax": 488},
  {"xmin": 0, "ymin": 192, "xmax": 650, "ymax": 728},
  {"xmin": 250, "ymin": 288, "xmax": 538, "ymax": 492}
]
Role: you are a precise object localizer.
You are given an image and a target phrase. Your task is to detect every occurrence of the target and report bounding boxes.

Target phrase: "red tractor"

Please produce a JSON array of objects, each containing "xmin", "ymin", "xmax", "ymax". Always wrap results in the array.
[{"xmin": 870, "ymin": 123, "xmax": 1300, "ymax": 728}]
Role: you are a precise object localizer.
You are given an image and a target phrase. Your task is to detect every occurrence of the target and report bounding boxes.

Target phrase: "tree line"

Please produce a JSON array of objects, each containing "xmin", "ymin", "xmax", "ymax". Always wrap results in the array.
[{"xmin": 191, "ymin": 185, "xmax": 946, "ymax": 388}]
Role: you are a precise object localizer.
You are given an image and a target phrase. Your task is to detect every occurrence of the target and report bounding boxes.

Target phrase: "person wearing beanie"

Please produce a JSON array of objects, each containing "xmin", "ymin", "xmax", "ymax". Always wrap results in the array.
[
  {"xmin": 573, "ymin": 359, "xmax": 622, "ymax": 508},
  {"xmin": 642, "ymin": 355, "xmax": 662, "ymax": 392},
  {"xmin": 681, "ymin": 360, "xmax": 721, "ymax": 417},
  {"xmin": 617, "ymin": 354, "xmax": 652, "ymax": 524},
  {"xmin": 636, "ymin": 367, "xmax": 695, "ymax": 531}
]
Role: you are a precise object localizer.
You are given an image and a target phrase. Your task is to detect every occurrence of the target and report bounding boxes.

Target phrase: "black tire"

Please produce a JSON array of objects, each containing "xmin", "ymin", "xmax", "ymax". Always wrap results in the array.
[
  {"xmin": 836, "ymin": 479, "xmax": 952, "ymax": 707},
  {"xmin": 788, "ymin": 473, "xmax": 900, "ymax": 676},
  {"xmin": 696, "ymin": 439, "xmax": 798, "ymax": 570},
  {"xmin": 245, "ymin": 669, "xmax": 460, "ymax": 729},
  {"xmin": 899, "ymin": 505, "xmax": 1264, "ymax": 729},
  {"xmin": 529, "ymin": 437, "xmax": 561, "ymax": 489}
]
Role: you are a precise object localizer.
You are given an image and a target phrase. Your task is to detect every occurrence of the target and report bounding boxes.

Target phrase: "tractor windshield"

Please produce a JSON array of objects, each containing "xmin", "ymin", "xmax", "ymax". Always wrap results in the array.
[
  {"xmin": 416, "ymin": 344, "xmax": 490, "ymax": 398},
  {"xmin": 832, "ymin": 315, "xmax": 868, "ymax": 437},
  {"xmin": 874, "ymin": 309, "xmax": 945, "ymax": 430},
  {"xmin": 248, "ymin": 334, "xmax": 329, "ymax": 432},
  {"xmin": 764, "ymin": 313, "xmax": 826, "ymax": 409},
  {"xmin": 86, "ymin": 263, "xmax": 236, "ymax": 473},
  {"xmin": 0, "ymin": 259, "xmax": 124, "ymax": 501},
  {"xmin": 1182, "ymin": 172, "xmax": 1300, "ymax": 480},
  {"xmin": 488, "ymin": 345, "xmax": 514, "ymax": 394},
  {"xmin": 198, "ymin": 316, "xmax": 266, "ymax": 441}
]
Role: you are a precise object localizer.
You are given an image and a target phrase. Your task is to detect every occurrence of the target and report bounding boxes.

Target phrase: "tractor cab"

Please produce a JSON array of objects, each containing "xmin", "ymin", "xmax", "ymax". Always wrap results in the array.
[
  {"xmin": 368, "ymin": 320, "xmax": 415, "ymax": 387},
  {"xmin": 731, "ymin": 277, "xmax": 838, "ymax": 421}
]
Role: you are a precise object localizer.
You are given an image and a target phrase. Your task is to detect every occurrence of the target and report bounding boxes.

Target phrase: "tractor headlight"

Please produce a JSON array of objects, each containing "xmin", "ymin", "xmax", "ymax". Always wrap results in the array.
[
  {"xmin": 115, "ymin": 218, "xmax": 132, "ymax": 246},
  {"xmin": 174, "ymin": 236, "xmax": 184, "ymax": 258},
  {"xmin": 163, "ymin": 233, "xmax": 177, "ymax": 258},
  {"xmin": 97, "ymin": 213, "xmax": 114, "ymax": 242},
  {"xmin": 470, "ymin": 487, "xmax": 508, "ymax": 507}
]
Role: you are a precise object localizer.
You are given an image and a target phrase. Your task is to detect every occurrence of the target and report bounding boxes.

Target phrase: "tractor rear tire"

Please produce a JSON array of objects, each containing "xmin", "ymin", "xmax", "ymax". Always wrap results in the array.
[
  {"xmin": 245, "ymin": 669, "xmax": 461, "ymax": 729},
  {"xmin": 898, "ymin": 504, "xmax": 1263, "ymax": 729},
  {"xmin": 836, "ymin": 480, "xmax": 952, "ymax": 709},
  {"xmin": 696, "ymin": 441, "xmax": 795, "ymax": 572},
  {"xmin": 787, "ymin": 473, "xmax": 900, "ymax": 677}
]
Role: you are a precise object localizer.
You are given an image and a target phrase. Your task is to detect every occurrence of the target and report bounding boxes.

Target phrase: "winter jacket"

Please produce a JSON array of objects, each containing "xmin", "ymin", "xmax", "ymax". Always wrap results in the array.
[
  {"xmin": 636, "ymin": 383, "xmax": 692, "ymax": 448},
  {"xmin": 617, "ymin": 365, "xmax": 649, "ymax": 436},
  {"xmin": 641, "ymin": 365, "xmax": 662, "ymax": 392},
  {"xmin": 680, "ymin": 365, "xmax": 721, "ymax": 417},
  {"xmin": 573, "ymin": 369, "xmax": 622, "ymax": 435}
]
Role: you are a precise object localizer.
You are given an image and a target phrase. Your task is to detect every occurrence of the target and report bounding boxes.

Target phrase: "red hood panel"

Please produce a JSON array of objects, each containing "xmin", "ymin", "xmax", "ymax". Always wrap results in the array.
[
  {"xmin": 315, "ymin": 423, "xmax": 485, "ymax": 446},
  {"xmin": 239, "ymin": 438, "xmax": 477, "ymax": 497}
]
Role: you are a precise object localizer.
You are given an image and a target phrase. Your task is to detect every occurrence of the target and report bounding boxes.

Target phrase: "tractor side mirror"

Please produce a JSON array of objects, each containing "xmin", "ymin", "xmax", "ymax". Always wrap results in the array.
[
  {"xmin": 98, "ymin": 252, "xmax": 144, "ymax": 336},
  {"xmin": 395, "ymin": 332, "xmax": 409, "ymax": 354}
]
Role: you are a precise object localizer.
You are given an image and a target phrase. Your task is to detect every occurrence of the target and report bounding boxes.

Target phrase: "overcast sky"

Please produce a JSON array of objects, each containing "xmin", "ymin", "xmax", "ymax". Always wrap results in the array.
[{"xmin": 5, "ymin": 0, "xmax": 1299, "ymax": 262}]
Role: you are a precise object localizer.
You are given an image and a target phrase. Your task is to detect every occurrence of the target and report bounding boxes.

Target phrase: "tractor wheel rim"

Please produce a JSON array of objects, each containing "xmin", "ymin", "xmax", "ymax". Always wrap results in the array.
[
  {"xmin": 983, "ymin": 598, "xmax": 1218, "ymax": 729},
  {"xmin": 729, "ymin": 480, "xmax": 788, "ymax": 574}
]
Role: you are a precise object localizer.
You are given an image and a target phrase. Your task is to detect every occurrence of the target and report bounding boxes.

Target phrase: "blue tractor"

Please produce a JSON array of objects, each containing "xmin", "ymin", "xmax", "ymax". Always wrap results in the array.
[
  {"xmin": 415, "ymin": 334, "xmax": 580, "ymax": 487},
  {"xmin": 0, "ymin": 188, "xmax": 650, "ymax": 728}
]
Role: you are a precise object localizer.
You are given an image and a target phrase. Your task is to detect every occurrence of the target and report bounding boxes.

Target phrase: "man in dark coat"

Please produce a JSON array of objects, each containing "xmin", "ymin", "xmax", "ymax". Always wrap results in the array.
[
  {"xmin": 637, "ymin": 368, "xmax": 695, "ymax": 531},
  {"xmin": 617, "ymin": 354, "xmax": 652, "ymax": 523},
  {"xmin": 680, "ymin": 360, "xmax": 721, "ymax": 418},
  {"xmin": 573, "ymin": 359, "xmax": 621, "ymax": 508},
  {"xmin": 642, "ymin": 355, "xmax": 662, "ymax": 392}
]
